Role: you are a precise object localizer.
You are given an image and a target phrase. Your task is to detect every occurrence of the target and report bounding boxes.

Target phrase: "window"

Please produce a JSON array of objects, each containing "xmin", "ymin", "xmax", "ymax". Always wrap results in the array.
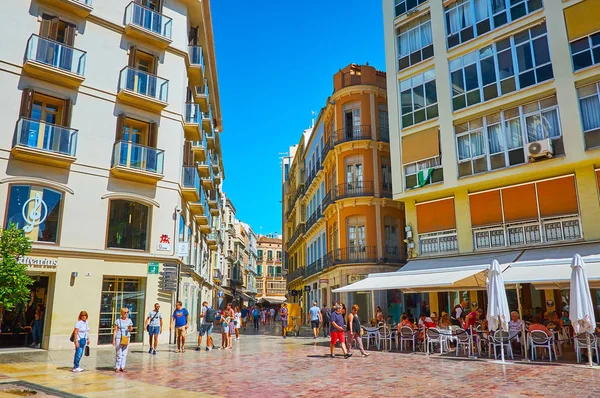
[
  {"xmin": 450, "ymin": 23, "xmax": 552, "ymax": 111},
  {"xmin": 400, "ymin": 69, "xmax": 438, "ymax": 128},
  {"xmin": 267, "ymin": 250, "xmax": 273, "ymax": 261},
  {"xmin": 114, "ymin": 115, "xmax": 159, "ymax": 172},
  {"xmin": 404, "ymin": 156, "xmax": 443, "ymax": 189},
  {"xmin": 455, "ymin": 95, "xmax": 562, "ymax": 178},
  {"xmin": 571, "ymin": 32, "xmax": 600, "ymax": 71},
  {"xmin": 347, "ymin": 216, "xmax": 366, "ymax": 251},
  {"xmin": 277, "ymin": 251, "xmax": 282, "ymax": 261},
  {"xmin": 98, "ymin": 277, "xmax": 145, "ymax": 345},
  {"xmin": 445, "ymin": 0, "xmax": 543, "ymax": 48},
  {"xmin": 378, "ymin": 105, "xmax": 389, "ymax": 140},
  {"xmin": 345, "ymin": 157, "xmax": 363, "ymax": 192},
  {"xmin": 395, "ymin": 0, "xmax": 427, "ymax": 18},
  {"xmin": 107, "ymin": 200, "xmax": 150, "ymax": 250},
  {"xmin": 397, "ymin": 14, "xmax": 433, "ymax": 71},
  {"xmin": 384, "ymin": 217, "xmax": 400, "ymax": 254},
  {"xmin": 342, "ymin": 107, "xmax": 361, "ymax": 139},
  {"xmin": 257, "ymin": 249, "xmax": 263, "ymax": 260},
  {"xmin": 578, "ymin": 82, "xmax": 600, "ymax": 149},
  {"xmin": 257, "ymin": 265, "xmax": 262, "ymax": 276},
  {"xmin": 5, "ymin": 185, "xmax": 63, "ymax": 243},
  {"xmin": 381, "ymin": 157, "xmax": 392, "ymax": 192},
  {"xmin": 267, "ymin": 266, "xmax": 274, "ymax": 276}
]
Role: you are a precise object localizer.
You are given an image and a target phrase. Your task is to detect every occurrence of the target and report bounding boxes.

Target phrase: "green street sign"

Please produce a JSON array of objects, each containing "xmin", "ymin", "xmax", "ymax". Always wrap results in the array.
[{"xmin": 148, "ymin": 262, "xmax": 159, "ymax": 275}]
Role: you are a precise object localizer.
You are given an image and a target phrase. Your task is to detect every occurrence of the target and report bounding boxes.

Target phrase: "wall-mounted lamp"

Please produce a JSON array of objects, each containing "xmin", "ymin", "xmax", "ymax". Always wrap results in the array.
[{"xmin": 71, "ymin": 272, "xmax": 78, "ymax": 278}]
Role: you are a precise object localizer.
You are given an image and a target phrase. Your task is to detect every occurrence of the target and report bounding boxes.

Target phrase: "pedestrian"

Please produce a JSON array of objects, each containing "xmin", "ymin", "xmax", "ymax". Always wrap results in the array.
[
  {"xmin": 227, "ymin": 304, "xmax": 235, "ymax": 348},
  {"xmin": 252, "ymin": 306, "xmax": 260, "ymax": 329},
  {"xmin": 309, "ymin": 301, "xmax": 322, "ymax": 339},
  {"xmin": 270, "ymin": 307, "xmax": 276, "ymax": 324},
  {"xmin": 329, "ymin": 305, "xmax": 351, "ymax": 358},
  {"xmin": 234, "ymin": 306, "xmax": 241, "ymax": 341},
  {"xmin": 280, "ymin": 302, "xmax": 289, "ymax": 339},
  {"xmin": 341, "ymin": 303, "xmax": 347, "ymax": 322},
  {"xmin": 217, "ymin": 310, "xmax": 227, "ymax": 349},
  {"xmin": 220, "ymin": 308, "xmax": 232, "ymax": 350},
  {"xmin": 241, "ymin": 306, "xmax": 249, "ymax": 330},
  {"xmin": 169, "ymin": 301, "xmax": 189, "ymax": 353},
  {"xmin": 72, "ymin": 311, "xmax": 89, "ymax": 372},
  {"xmin": 261, "ymin": 308, "xmax": 266, "ymax": 325},
  {"xmin": 113, "ymin": 307, "xmax": 133, "ymax": 372},
  {"xmin": 144, "ymin": 303, "xmax": 162, "ymax": 355},
  {"xmin": 321, "ymin": 304, "xmax": 331, "ymax": 338},
  {"xmin": 346, "ymin": 304, "xmax": 369, "ymax": 357},
  {"xmin": 196, "ymin": 301, "xmax": 215, "ymax": 351},
  {"xmin": 30, "ymin": 304, "xmax": 44, "ymax": 348}
]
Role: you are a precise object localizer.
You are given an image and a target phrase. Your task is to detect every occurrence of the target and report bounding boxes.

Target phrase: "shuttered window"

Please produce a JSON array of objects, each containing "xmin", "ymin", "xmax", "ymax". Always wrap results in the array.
[
  {"xmin": 416, "ymin": 197, "xmax": 456, "ymax": 234},
  {"xmin": 401, "ymin": 128, "xmax": 439, "ymax": 164},
  {"xmin": 469, "ymin": 190, "xmax": 503, "ymax": 227},
  {"xmin": 500, "ymin": 184, "xmax": 538, "ymax": 222},
  {"xmin": 536, "ymin": 176, "xmax": 578, "ymax": 217},
  {"xmin": 564, "ymin": 0, "xmax": 600, "ymax": 42}
]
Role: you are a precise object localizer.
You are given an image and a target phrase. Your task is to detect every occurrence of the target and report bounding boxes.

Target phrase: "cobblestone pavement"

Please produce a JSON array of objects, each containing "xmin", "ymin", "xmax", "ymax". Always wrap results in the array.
[{"xmin": 0, "ymin": 324, "xmax": 598, "ymax": 397}]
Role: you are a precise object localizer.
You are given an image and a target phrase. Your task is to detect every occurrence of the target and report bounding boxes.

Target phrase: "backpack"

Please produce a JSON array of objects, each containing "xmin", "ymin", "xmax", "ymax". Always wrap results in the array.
[
  {"xmin": 253, "ymin": 309, "xmax": 259, "ymax": 318},
  {"xmin": 322, "ymin": 308, "xmax": 331, "ymax": 322},
  {"xmin": 205, "ymin": 308, "xmax": 216, "ymax": 323}
]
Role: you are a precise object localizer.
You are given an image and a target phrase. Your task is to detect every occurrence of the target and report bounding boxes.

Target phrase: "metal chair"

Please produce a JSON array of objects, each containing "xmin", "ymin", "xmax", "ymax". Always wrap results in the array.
[
  {"xmin": 454, "ymin": 328, "xmax": 472, "ymax": 357},
  {"xmin": 574, "ymin": 333, "xmax": 599, "ymax": 363},
  {"xmin": 378, "ymin": 325, "xmax": 395, "ymax": 350},
  {"xmin": 426, "ymin": 328, "xmax": 443, "ymax": 354},
  {"xmin": 490, "ymin": 330, "xmax": 514, "ymax": 360},
  {"xmin": 530, "ymin": 330, "xmax": 557, "ymax": 361},
  {"xmin": 399, "ymin": 326, "xmax": 417, "ymax": 352},
  {"xmin": 361, "ymin": 326, "xmax": 379, "ymax": 350}
]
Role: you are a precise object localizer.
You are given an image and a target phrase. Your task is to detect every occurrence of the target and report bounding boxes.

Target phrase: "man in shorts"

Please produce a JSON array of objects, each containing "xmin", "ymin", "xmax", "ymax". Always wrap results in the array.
[
  {"xmin": 144, "ymin": 303, "xmax": 162, "ymax": 355},
  {"xmin": 241, "ymin": 306, "xmax": 249, "ymax": 330},
  {"xmin": 309, "ymin": 301, "xmax": 322, "ymax": 339},
  {"xmin": 330, "ymin": 305, "xmax": 351, "ymax": 358},
  {"xmin": 169, "ymin": 301, "xmax": 189, "ymax": 353},
  {"xmin": 196, "ymin": 301, "xmax": 214, "ymax": 351},
  {"xmin": 280, "ymin": 303, "xmax": 289, "ymax": 339}
]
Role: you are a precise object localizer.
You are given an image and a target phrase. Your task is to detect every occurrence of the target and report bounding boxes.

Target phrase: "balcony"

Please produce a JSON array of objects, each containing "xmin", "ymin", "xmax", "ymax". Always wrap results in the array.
[
  {"xmin": 306, "ymin": 259, "xmax": 323, "ymax": 278},
  {"xmin": 123, "ymin": 2, "xmax": 172, "ymax": 49},
  {"xmin": 381, "ymin": 183, "xmax": 393, "ymax": 199},
  {"xmin": 332, "ymin": 125, "xmax": 372, "ymax": 145},
  {"xmin": 305, "ymin": 206, "xmax": 322, "ymax": 232},
  {"xmin": 213, "ymin": 268, "xmax": 222, "ymax": 283},
  {"xmin": 181, "ymin": 166, "xmax": 200, "ymax": 202},
  {"xmin": 11, "ymin": 117, "xmax": 78, "ymax": 168},
  {"xmin": 186, "ymin": 45, "xmax": 204, "ymax": 84},
  {"xmin": 286, "ymin": 266, "xmax": 305, "ymax": 283},
  {"xmin": 340, "ymin": 70, "xmax": 387, "ymax": 90},
  {"xmin": 196, "ymin": 202, "xmax": 211, "ymax": 229},
  {"xmin": 335, "ymin": 181, "xmax": 375, "ymax": 200},
  {"xmin": 23, "ymin": 35, "xmax": 86, "ymax": 88},
  {"xmin": 205, "ymin": 129, "xmax": 215, "ymax": 150},
  {"xmin": 110, "ymin": 141, "xmax": 164, "ymax": 183},
  {"xmin": 197, "ymin": 159, "xmax": 210, "ymax": 177},
  {"xmin": 207, "ymin": 190, "xmax": 219, "ymax": 209},
  {"xmin": 191, "ymin": 135, "xmax": 207, "ymax": 162},
  {"xmin": 418, "ymin": 230, "xmax": 458, "ymax": 256},
  {"xmin": 206, "ymin": 232, "xmax": 217, "ymax": 249},
  {"xmin": 472, "ymin": 216, "xmax": 582, "ymax": 251},
  {"xmin": 382, "ymin": 246, "xmax": 406, "ymax": 264},
  {"xmin": 214, "ymin": 171, "xmax": 222, "ymax": 185},
  {"xmin": 193, "ymin": 79, "xmax": 210, "ymax": 110},
  {"xmin": 37, "ymin": 0, "xmax": 92, "ymax": 17},
  {"xmin": 117, "ymin": 67, "xmax": 168, "ymax": 113},
  {"xmin": 183, "ymin": 103, "xmax": 202, "ymax": 141},
  {"xmin": 287, "ymin": 224, "xmax": 305, "ymax": 249},
  {"xmin": 378, "ymin": 126, "xmax": 390, "ymax": 143},
  {"xmin": 330, "ymin": 246, "xmax": 378, "ymax": 264},
  {"xmin": 188, "ymin": 183, "xmax": 206, "ymax": 216},
  {"xmin": 201, "ymin": 162, "xmax": 214, "ymax": 190},
  {"xmin": 321, "ymin": 139, "xmax": 333, "ymax": 160},
  {"xmin": 201, "ymin": 109, "xmax": 213, "ymax": 132}
]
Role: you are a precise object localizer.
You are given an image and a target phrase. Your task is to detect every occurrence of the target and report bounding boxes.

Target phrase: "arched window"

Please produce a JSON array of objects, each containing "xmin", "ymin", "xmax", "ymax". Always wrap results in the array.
[{"xmin": 107, "ymin": 200, "xmax": 150, "ymax": 250}]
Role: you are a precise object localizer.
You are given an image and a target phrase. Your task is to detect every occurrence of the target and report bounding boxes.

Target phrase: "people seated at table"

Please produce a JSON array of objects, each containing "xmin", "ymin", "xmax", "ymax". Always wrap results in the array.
[
  {"xmin": 375, "ymin": 307, "xmax": 384, "ymax": 324},
  {"xmin": 463, "ymin": 308, "xmax": 482, "ymax": 332},
  {"xmin": 548, "ymin": 312, "xmax": 563, "ymax": 329},
  {"xmin": 438, "ymin": 313, "xmax": 452, "ymax": 329},
  {"xmin": 561, "ymin": 311, "xmax": 570, "ymax": 326},
  {"xmin": 418, "ymin": 313, "xmax": 437, "ymax": 329},
  {"xmin": 540, "ymin": 311, "xmax": 550, "ymax": 326},
  {"xmin": 397, "ymin": 313, "xmax": 416, "ymax": 331},
  {"xmin": 430, "ymin": 312, "xmax": 439, "ymax": 325},
  {"xmin": 529, "ymin": 315, "xmax": 552, "ymax": 337},
  {"xmin": 508, "ymin": 311, "xmax": 524, "ymax": 351},
  {"xmin": 522, "ymin": 309, "xmax": 533, "ymax": 322}
]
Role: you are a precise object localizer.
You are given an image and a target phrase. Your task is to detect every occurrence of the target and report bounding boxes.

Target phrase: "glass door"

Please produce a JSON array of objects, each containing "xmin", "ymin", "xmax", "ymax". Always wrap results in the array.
[
  {"xmin": 98, "ymin": 277, "xmax": 145, "ymax": 345},
  {"xmin": 121, "ymin": 120, "xmax": 147, "ymax": 169},
  {"xmin": 346, "ymin": 163, "xmax": 363, "ymax": 194},
  {"xmin": 29, "ymin": 97, "xmax": 64, "ymax": 152}
]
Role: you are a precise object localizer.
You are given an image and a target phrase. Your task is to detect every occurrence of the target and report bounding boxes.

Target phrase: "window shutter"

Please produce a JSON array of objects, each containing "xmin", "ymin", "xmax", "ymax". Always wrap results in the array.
[
  {"xmin": 19, "ymin": 88, "xmax": 34, "ymax": 118},
  {"xmin": 64, "ymin": 23, "xmax": 76, "ymax": 47},
  {"xmin": 152, "ymin": 54, "xmax": 159, "ymax": 75},
  {"xmin": 62, "ymin": 98, "xmax": 72, "ymax": 127},
  {"xmin": 115, "ymin": 114, "xmax": 126, "ymax": 141},
  {"xmin": 186, "ymin": 86, "xmax": 193, "ymax": 102},
  {"xmin": 39, "ymin": 14, "xmax": 55, "ymax": 38},
  {"xmin": 127, "ymin": 46, "xmax": 137, "ymax": 67},
  {"xmin": 49, "ymin": 16, "xmax": 60, "ymax": 41},
  {"xmin": 188, "ymin": 26, "xmax": 198, "ymax": 45},
  {"xmin": 149, "ymin": 122, "xmax": 158, "ymax": 147},
  {"xmin": 156, "ymin": 0, "xmax": 163, "ymax": 12},
  {"xmin": 183, "ymin": 141, "xmax": 193, "ymax": 166}
]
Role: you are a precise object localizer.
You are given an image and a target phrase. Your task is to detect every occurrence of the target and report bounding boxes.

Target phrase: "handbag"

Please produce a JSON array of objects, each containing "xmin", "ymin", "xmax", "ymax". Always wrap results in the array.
[
  {"xmin": 84, "ymin": 345, "xmax": 90, "ymax": 357},
  {"xmin": 118, "ymin": 320, "xmax": 130, "ymax": 346},
  {"xmin": 146, "ymin": 311, "xmax": 160, "ymax": 333}
]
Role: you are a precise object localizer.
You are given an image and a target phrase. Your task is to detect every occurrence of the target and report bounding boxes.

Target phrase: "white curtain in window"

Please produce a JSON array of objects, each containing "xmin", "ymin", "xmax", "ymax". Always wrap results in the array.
[
  {"xmin": 580, "ymin": 96, "xmax": 600, "ymax": 131},
  {"xmin": 505, "ymin": 118, "xmax": 523, "ymax": 149},
  {"xmin": 525, "ymin": 114, "xmax": 543, "ymax": 142},
  {"xmin": 492, "ymin": 0, "xmax": 506, "ymax": 14},
  {"xmin": 399, "ymin": 33, "xmax": 410, "ymax": 58},
  {"xmin": 408, "ymin": 27, "xmax": 420, "ymax": 53},
  {"xmin": 474, "ymin": 0, "xmax": 489, "ymax": 22},
  {"xmin": 421, "ymin": 21, "xmax": 433, "ymax": 47},
  {"xmin": 470, "ymin": 130, "xmax": 485, "ymax": 156},
  {"xmin": 448, "ymin": 7, "xmax": 462, "ymax": 34},
  {"xmin": 457, "ymin": 135, "xmax": 471, "ymax": 160},
  {"xmin": 487, "ymin": 123, "xmax": 504, "ymax": 154},
  {"xmin": 541, "ymin": 109, "xmax": 561, "ymax": 139}
]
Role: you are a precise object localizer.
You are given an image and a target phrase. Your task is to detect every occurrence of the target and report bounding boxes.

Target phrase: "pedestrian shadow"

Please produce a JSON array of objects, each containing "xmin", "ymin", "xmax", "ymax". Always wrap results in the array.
[
  {"xmin": 56, "ymin": 367, "xmax": 73, "ymax": 371},
  {"xmin": 306, "ymin": 355, "xmax": 337, "ymax": 359}
]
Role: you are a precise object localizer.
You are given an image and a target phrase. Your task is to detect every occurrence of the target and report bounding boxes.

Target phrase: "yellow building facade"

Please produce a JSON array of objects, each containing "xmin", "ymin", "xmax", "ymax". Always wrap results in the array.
[
  {"xmin": 284, "ymin": 64, "xmax": 406, "ymax": 320},
  {"xmin": 382, "ymin": 0, "xmax": 600, "ymax": 318}
]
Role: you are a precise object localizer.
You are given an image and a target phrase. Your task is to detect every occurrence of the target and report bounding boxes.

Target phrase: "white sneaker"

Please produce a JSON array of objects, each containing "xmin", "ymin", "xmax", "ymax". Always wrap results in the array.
[{"xmin": 75, "ymin": 368, "xmax": 84, "ymax": 372}]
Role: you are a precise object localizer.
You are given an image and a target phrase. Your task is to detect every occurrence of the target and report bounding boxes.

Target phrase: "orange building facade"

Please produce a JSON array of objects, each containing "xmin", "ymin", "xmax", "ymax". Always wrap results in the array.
[{"xmin": 284, "ymin": 64, "xmax": 406, "ymax": 320}]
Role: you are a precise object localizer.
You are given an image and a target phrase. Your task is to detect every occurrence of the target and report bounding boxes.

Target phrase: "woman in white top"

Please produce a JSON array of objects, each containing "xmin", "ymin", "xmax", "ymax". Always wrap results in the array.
[
  {"xmin": 234, "ymin": 306, "xmax": 242, "ymax": 341},
  {"xmin": 113, "ymin": 307, "xmax": 133, "ymax": 372},
  {"xmin": 72, "ymin": 311, "xmax": 90, "ymax": 372}
]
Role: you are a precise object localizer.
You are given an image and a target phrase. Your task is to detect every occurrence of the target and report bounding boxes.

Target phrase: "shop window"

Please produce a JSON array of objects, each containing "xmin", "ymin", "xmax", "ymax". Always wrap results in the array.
[
  {"xmin": 98, "ymin": 277, "xmax": 145, "ymax": 345},
  {"xmin": 5, "ymin": 185, "xmax": 63, "ymax": 243},
  {"xmin": 107, "ymin": 200, "xmax": 150, "ymax": 251}
]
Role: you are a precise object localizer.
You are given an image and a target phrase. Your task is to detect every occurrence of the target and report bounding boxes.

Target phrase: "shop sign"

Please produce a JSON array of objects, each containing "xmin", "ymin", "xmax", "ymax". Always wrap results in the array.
[
  {"xmin": 319, "ymin": 279, "xmax": 329, "ymax": 285},
  {"xmin": 23, "ymin": 193, "xmax": 48, "ymax": 233},
  {"xmin": 347, "ymin": 274, "xmax": 366, "ymax": 284},
  {"xmin": 157, "ymin": 234, "xmax": 172, "ymax": 251},
  {"xmin": 17, "ymin": 256, "xmax": 57, "ymax": 270},
  {"xmin": 176, "ymin": 242, "xmax": 189, "ymax": 257},
  {"xmin": 148, "ymin": 262, "xmax": 159, "ymax": 275},
  {"xmin": 304, "ymin": 285, "xmax": 311, "ymax": 292}
]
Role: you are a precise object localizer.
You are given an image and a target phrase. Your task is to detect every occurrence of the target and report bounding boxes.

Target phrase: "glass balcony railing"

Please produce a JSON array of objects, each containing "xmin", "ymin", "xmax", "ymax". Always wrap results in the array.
[
  {"xmin": 78, "ymin": 0, "xmax": 93, "ymax": 5},
  {"xmin": 185, "ymin": 103, "xmax": 200, "ymax": 123},
  {"xmin": 188, "ymin": 45, "xmax": 204, "ymax": 67},
  {"xmin": 202, "ymin": 109, "xmax": 212, "ymax": 121},
  {"xmin": 25, "ymin": 34, "xmax": 86, "ymax": 76},
  {"xmin": 124, "ymin": 2, "xmax": 172, "ymax": 39},
  {"xmin": 112, "ymin": 141, "xmax": 164, "ymax": 174},
  {"xmin": 119, "ymin": 67, "xmax": 169, "ymax": 102},
  {"xmin": 14, "ymin": 117, "xmax": 78, "ymax": 156},
  {"xmin": 182, "ymin": 165, "xmax": 200, "ymax": 192}
]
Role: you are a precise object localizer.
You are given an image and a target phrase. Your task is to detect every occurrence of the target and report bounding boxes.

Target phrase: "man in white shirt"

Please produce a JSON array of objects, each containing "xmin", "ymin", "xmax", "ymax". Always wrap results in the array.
[{"xmin": 144, "ymin": 303, "xmax": 162, "ymax": 355}]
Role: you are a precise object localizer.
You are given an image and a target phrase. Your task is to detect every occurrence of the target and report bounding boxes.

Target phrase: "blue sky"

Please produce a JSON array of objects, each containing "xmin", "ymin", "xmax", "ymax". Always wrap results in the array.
[{"xmin": 211, "ymin": 0, "xmax": 386, "ymax": 235}]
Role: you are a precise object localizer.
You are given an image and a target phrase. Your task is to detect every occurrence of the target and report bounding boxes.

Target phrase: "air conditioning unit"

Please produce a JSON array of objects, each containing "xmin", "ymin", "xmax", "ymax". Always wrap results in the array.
[{"xmin": 527, "ymin": 138, "xmax": 553, "ymax": 161}]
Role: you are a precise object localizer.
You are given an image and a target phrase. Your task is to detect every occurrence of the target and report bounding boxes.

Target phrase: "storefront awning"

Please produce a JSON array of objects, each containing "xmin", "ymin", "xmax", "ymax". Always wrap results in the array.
[
  {"xmin": 503, "ymin": 242, "xmax": 600, "ymax": 288},
  {"xmin": 259, "ymin": 296, "xmax": 287, "ymax": 304},
  {"xmin": 334, "ymin": 251, "xmax": 521, "ymax": 293}
]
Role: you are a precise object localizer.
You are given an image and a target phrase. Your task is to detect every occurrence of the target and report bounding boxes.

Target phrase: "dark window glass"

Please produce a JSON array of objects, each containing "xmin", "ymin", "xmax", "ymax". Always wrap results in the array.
[
  {"xmin": 508, "ymin": 148, "xmax": 525, "ymax": 166},
  {"xmin": 5, "ymin": 185, "xmax": 62, "ymax": 243},
  {"xmin": 490, "ymin": 153, "xmax": 506, "ymax": 170},
  {"xmin": 592, "ymin": 33, "xmax": 600, "ymax": 47},
  {"xmin": 451, "ymin": 71, "xmax": 465, "ymax": 95},
  {"xmin": 552, "ymin": 137, "xmax": 565, "ymax": 157},
  {"xmin": 483, "ymin": 84, "xmax": 499, "ymax": 101},
  {"xmin": 413, "ymin": 85, "xmax": 425, "ymax": 110},
  {"xmin": 464, "ymin": 64, "xmax": 479, "ymax": 91},
  {"xmin": 461, "ymin": 26, "xmax": 474, "ymax": 42},
  {"xmin": 453, "ymin": 95, "xmax": 466, "ymax": 111},
  {"xmin": 519, "ymin": 70, "xmax": 536, "ymax": 88},
  {"xmin": 466, "ymin": 90, "xmax": 481, "ymax": 106},
  {"xmin": 107, "ymin": 200, "xmax": 150, "ymax": 250},
  {"xmin": 494, "ymin": 12, "xmax": 508, "ymax": 28},
  {"xmin": 533, "ymin": 36, "xmax": 550, "ymax": 65},
  {"xmin": 530, "ymin": 23, "xmax": 546, "ymax": 38},
  {"xmin": 516, "ymin": 43, "xmax": 534, "ymax": 71},
  {"xmin": 496, "ymin": 38, "xmax": 511, "ymax": 51},
  {"xmin": 572, "ymin": 51, "xmax": 593, "ymax": 71},
  {"xmin": 410, "ymin": 51, "xmax": 422, "ymax": 66},
  {"xmin": 426, "ymin": 104, "xmax": 438, "ymax": 119},
  {"xmin": 473, "ymin": 157, "xmax": 488, "ymax": 174},
  {"xmin": 425, "ymin": 81, "xmax": 437, "ymax": 105},
  {"xmin": 413, "ymin": 109, "xmax": 426, "ymax": 124},
  {"xmin": 458, "ymin": 162, "xmax": 472, "ymax": 177},
  {"xmin": 422, "ymin": 44, "xmax": 434, "ymax": 61},
  {"xmin": 405, "ymin": 174, "xmax": 417, "ymax": 189},
  {"xmin": 535, "ymin": 64, "xmax": 553, "ymax": 82},
  {"xmin": 401, "ymin": 90, "xmax": 413, "ymax": 115},
  {"xmin": 448, "ymin": 34, "xmax": 460, "ymax": 48},
  {"xmin": 510, "ymin": 3, "xmax": 526, "ymax": 20},
  {"xmin": 528, "ymin": 0, "xmax": 542, "ymax": 12},
  {"xmin": 497, "ymin": 51, "xmax": 514, "ymax": 79},
  {"xmin": 476, "ymin": 19, "xmax": 491, "ymax": 36},
  {"xmin": 570, "ymin": 38, "xmax": 590, "ymax": 54},
  {"xmin": 513, "ymin": 29, "xmax": 530, "ymax": 45},
  {"xmin": 402, "ymin": 114, "xmax": 413, "ymax": 128},
  {"xmin": 481, "ymin": 57, "xmax": 496, "ymax": 85},
  {"xmin": 399, "ymin": 56, "xmax": 410, "ymax": 71},
  {"xmin": 593, "ymin": 47, "xmax": 600, "ymax": 64}
]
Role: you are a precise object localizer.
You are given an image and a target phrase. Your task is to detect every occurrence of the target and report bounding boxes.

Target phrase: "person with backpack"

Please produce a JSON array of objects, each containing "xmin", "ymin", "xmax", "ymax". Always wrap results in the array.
[
  {"xmin": 252, "ymin": 306, "xmax": 260, "ymax": 330},
  {"xmin": 144, "ymin": 303, "xmax": 162, "ymax": 355},
  {"xmin": 321, "ymin": 304, "xmax": 331, "ymax": 338},
  {"xmin": 196, "ymin": 301, "xmax": 215, "ymax": 351}
]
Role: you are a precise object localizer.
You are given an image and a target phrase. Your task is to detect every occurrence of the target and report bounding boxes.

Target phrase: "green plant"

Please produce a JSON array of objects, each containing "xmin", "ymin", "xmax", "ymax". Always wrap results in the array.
[{"xmin": 0, "ymin": 224, "xmax": 33, "ymax": 328}]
